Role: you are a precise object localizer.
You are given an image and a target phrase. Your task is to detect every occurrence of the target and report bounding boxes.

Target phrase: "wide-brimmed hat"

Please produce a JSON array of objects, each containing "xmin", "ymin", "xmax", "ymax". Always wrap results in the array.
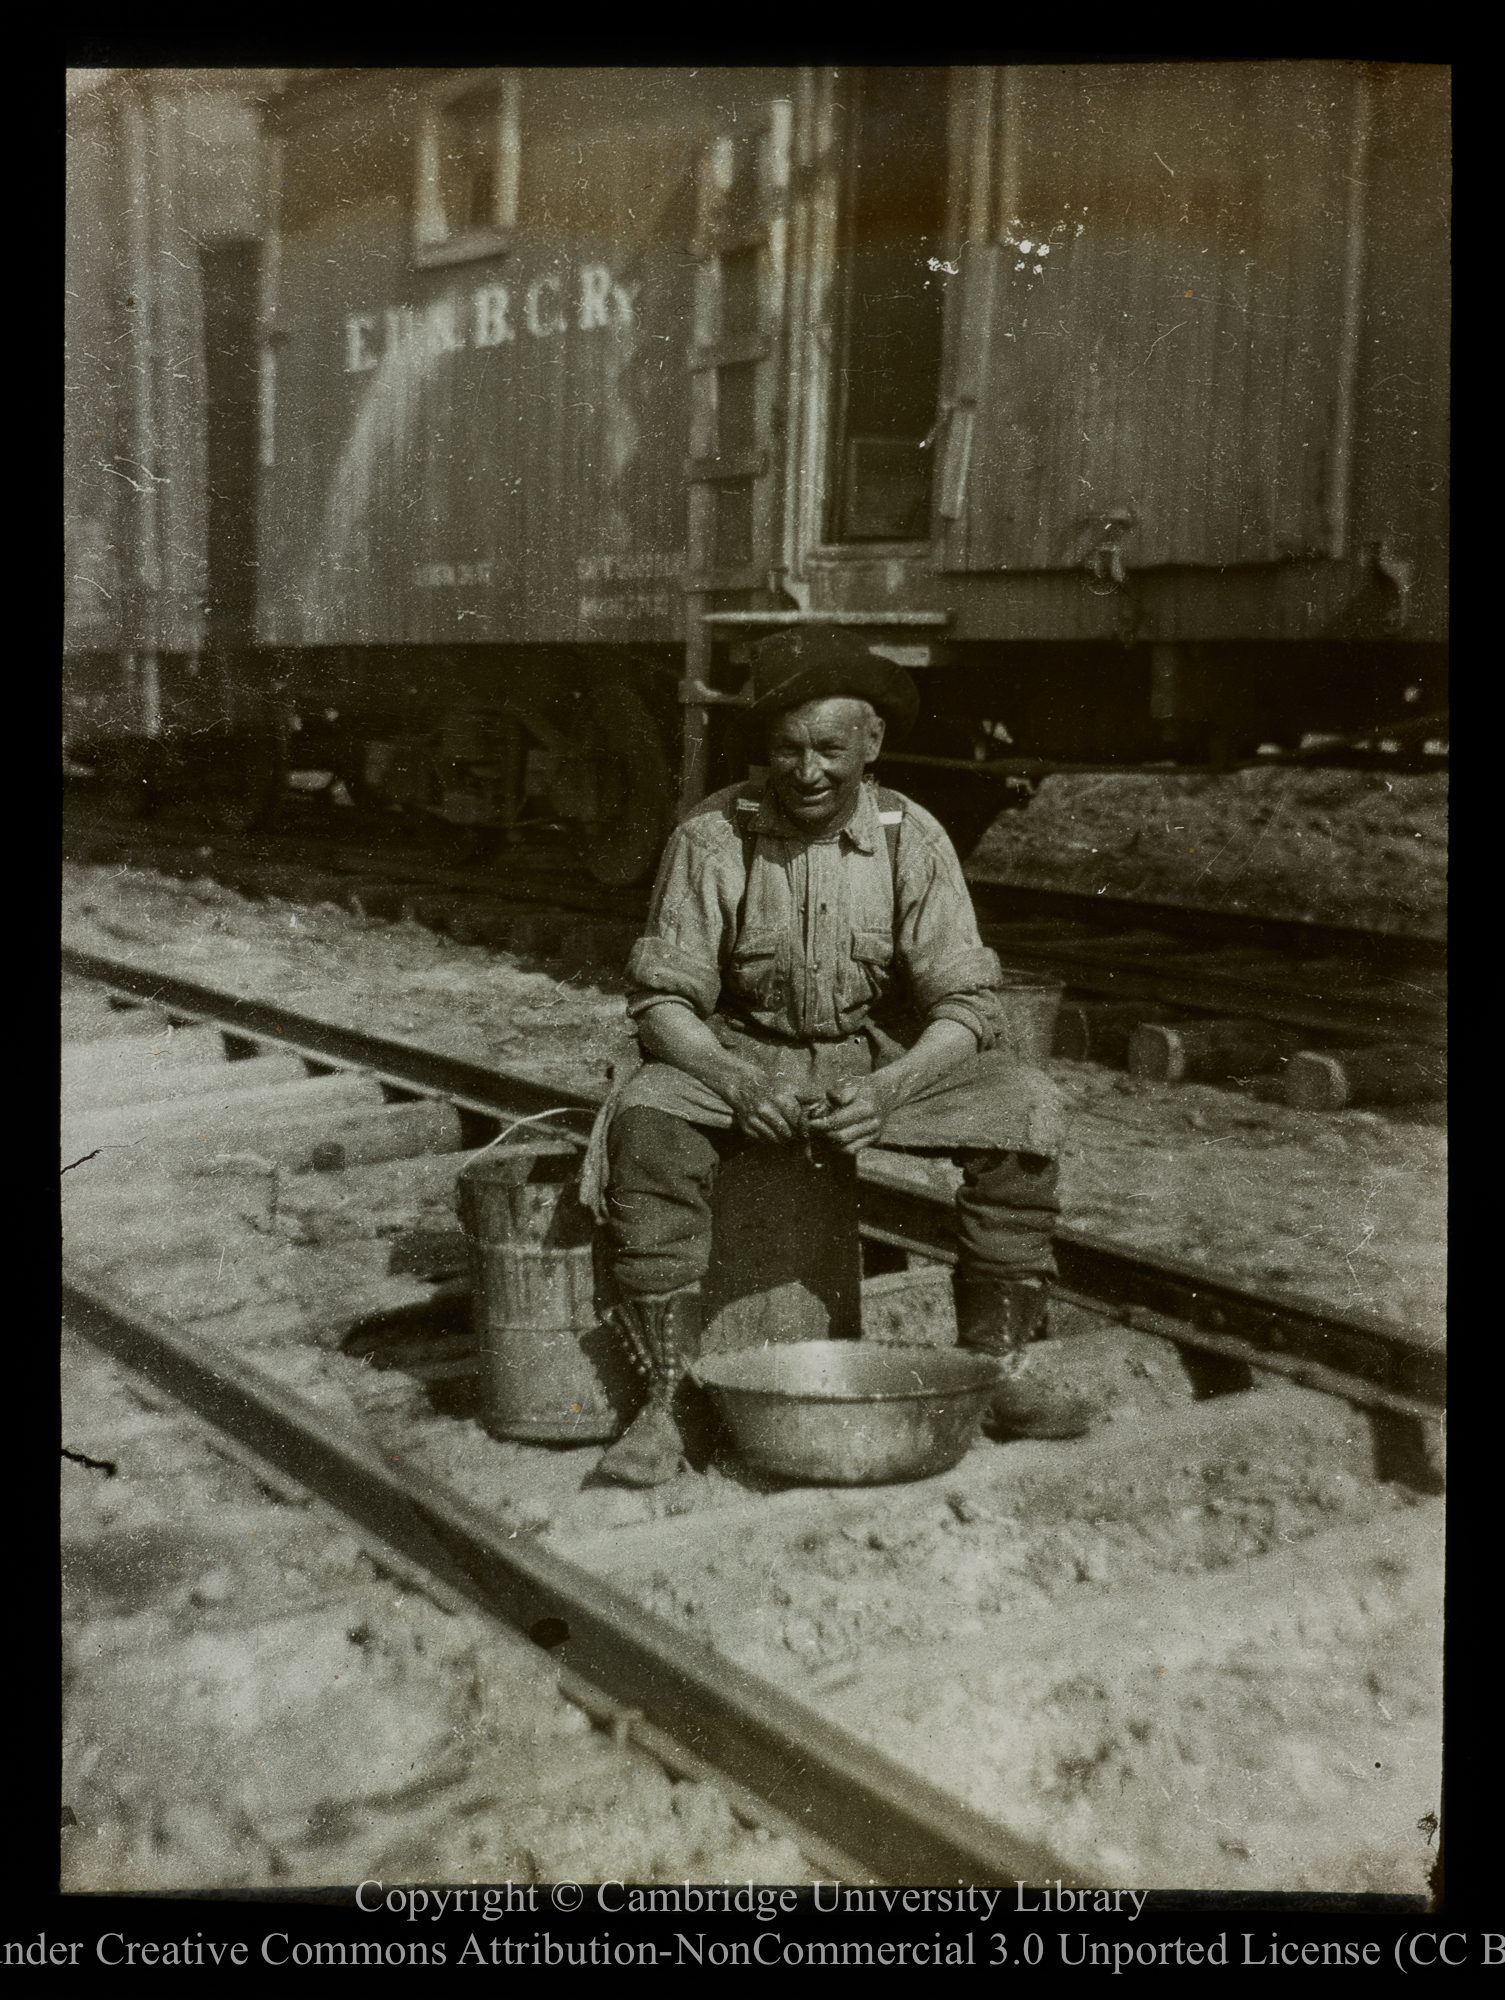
[{"xmin": 729, "ymin": 627, "xmax": 920, "ymax": 762}]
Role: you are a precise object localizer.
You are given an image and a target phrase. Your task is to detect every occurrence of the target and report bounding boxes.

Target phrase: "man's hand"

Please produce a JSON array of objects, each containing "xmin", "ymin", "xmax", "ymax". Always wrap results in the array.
[
  {"xmin": 807, "ymin": 1019, "xmax": 981, "ymax": 1155},
  {"xmin": 638, "ymin": 1005, "xmax": 803, "ymax": 1143},
  {"xmin": 806, "ymin": 1075, "xmax": 894, "ymax": 1155},
  {"xmin": 723, "ymin": 1064, "xmax": 810, "ymax": 1144},
  {"xmin": 635, "ymin": 1004, "xmax": 979, "ymax": 1154}
]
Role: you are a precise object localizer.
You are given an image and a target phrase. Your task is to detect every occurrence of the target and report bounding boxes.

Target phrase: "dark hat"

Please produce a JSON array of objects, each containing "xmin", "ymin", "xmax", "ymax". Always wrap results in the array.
[{"xmin": 730, "ymin": 627, "xmax": 920, "ymax": 761}]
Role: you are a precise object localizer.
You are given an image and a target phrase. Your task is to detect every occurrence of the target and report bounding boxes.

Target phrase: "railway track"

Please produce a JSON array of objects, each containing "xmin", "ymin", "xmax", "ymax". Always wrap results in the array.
[
  {"xmin": 60, "ymin": 948, "xmax": 1445, "ymax": 1892},
  {"xmin": 65, "ymin": 791, "xmax": 1445, "ymax": 1112},
  {"xmin": 969, "ymin": 881, "xmax": 1444, "ymax": 1052},
  {"xmin": 63, "ymin": 786, "xmax": 639, "ymax": 924},
  {"xmin": 60, "ymin": 944, "xmax": 1444, "ymax": 1437}
]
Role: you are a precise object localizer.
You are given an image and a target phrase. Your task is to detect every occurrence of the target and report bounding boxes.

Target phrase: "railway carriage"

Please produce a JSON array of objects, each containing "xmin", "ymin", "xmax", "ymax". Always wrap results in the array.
[
  {"xmin": 65, "ymin": 69, "xmax": 279, "ymax": 828},
  {"xmin": 65, "ymin": 62, "xmax": 1449, "ymax": 882}
]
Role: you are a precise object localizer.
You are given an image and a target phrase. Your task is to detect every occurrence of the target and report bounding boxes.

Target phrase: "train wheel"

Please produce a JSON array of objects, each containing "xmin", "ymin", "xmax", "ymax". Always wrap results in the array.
[
  {"xmin": 206, "ymin": 734, "xmax": 286, "ymax": 836},
  {"xmin": 576, "ymin": 684, "xmax": 673, "ymax": 888},
  {"xmin": 332, "ymin": 762, "xmax": 388, "ymax": 815},
  {"xmin": 98, "ymin": 744, "xmax": 164, "ymax": 821}
]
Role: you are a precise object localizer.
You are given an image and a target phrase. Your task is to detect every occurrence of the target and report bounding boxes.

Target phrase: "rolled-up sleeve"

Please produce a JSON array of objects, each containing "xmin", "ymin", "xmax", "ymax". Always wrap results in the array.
[
  {"xmin": 624, "ymin": 821, "xmax": 732, "ymax": 1023},
  {"xmin": 894, "ymin": 813, "xmax": 1006, "ymax": 1051}
]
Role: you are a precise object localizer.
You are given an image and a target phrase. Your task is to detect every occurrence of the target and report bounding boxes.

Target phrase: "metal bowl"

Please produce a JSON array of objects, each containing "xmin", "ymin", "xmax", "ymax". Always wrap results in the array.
[{"xmin": 690, "ymin": 1341, "xmax": 1001, "ymax": 1486}]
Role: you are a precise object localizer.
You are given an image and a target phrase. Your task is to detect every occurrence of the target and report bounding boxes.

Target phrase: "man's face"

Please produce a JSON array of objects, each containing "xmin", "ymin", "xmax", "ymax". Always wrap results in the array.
[{"xmin": 766, "ymin": 697, "xmax": 885, "ymax": 835}]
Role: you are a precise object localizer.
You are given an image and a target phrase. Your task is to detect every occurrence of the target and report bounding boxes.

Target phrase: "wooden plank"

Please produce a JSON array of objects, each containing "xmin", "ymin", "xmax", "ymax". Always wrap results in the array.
[
  {"xmin": 703, "ymin": 608, "xmax": 950, "ymax": 626},
  {"xmin": 687, "ymin": 338, "xmax": 771, "ymax": 373},
  {"xmin": 685, "ymin": 450, "xmax": 771, "ymax": 484},
  {"xmin": 1127, "ymin": 1018, "xmax": 1306, "ymax": 1085},
  {"xmin": 682, "ymin": 566, "xmax": 768, "ymax": 594},
  {"xmin": 702, "ymin": 1144, "xmax": 863, "ymax": 1350},
  {"xmin": 1348, "ymin": 66, "xmax": 1451, "ymax": 637},
  {"xmin": 753, "ymin": 97, "xmax": 792, "ymax": 584},
  {"xmin": 953, "ymin": 63, "xmax": 1357, "ymax": 580},
  {"xmin": 1283, "ymin": 1043, "xmax": 1446, "ymax": 1112},
  {"xmin": 261, "ymin": 78, "xmax": 707, "ymax": 651}
]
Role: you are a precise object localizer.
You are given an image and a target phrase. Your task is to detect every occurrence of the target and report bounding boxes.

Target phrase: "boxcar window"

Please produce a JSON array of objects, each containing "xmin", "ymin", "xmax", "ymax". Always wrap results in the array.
[
  {"xmin": 414, "ymin": 72, "xmax": 521, "ymax": 266},
  {"xmin": 831, "ymin": 66, "xmax": 950, "ymax": 541}
]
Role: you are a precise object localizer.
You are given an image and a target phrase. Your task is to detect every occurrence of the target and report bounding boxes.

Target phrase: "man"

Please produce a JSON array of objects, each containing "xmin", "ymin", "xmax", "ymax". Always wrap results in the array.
[{"xmin": 585, "ymin": 627, "xmax": 1093, "ymax": 1486}]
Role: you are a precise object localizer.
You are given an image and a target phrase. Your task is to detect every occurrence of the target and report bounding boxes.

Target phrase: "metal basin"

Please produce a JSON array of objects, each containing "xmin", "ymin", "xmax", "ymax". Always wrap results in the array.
[{"xmin": 691, "ymin": 1341, "xmax": 1000, "ymax": 1486}]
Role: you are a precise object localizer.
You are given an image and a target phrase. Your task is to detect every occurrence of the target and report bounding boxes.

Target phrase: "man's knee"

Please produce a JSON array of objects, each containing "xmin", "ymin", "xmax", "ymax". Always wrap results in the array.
[
  {"xmin": 953, "ymin": 1148, "xmax": 1061, "ymax": 1278},
  {"xmin": 609, "ymin": 1106, "xmax": 721, "ymax": 1196}
]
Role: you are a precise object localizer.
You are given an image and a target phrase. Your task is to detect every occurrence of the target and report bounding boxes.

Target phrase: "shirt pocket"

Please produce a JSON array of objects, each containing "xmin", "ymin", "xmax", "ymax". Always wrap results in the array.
[
  {"xmin": 726, "ymin": 927, "xmax": 786, "ymax": 1014},
  {"xmin": 838, "ymin": 926, "xmax": 895, "ymax": 1015}
]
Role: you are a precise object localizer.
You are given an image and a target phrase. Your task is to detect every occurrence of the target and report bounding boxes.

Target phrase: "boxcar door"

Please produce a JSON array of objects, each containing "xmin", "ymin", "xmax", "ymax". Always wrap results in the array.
[{"xmin": 933, "ymin": 62, "xmax": 1392, "ymax": 582}]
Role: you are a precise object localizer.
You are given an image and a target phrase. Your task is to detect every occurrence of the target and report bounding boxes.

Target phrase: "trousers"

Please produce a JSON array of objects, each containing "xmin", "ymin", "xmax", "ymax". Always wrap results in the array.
[{"xmin": 605, "ymin": 1105, "xmax": 1061, "ymax": 1300}]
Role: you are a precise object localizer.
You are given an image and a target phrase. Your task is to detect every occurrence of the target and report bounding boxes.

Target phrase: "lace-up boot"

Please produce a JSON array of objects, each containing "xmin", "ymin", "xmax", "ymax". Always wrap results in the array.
[
  {"xmin": 953, "ymin": 1274, "xmax": 1102, "ymax": 1440},
  {"xmin": 595, "ymin": 1286, "xmax": 707, "ymax": 1487}
]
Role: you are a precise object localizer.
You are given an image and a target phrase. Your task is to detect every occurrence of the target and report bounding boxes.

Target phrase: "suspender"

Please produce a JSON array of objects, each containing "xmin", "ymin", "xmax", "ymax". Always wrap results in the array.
[{"xmin": 876, "ymin": 790, "xmax": 905, "ymax": 879}]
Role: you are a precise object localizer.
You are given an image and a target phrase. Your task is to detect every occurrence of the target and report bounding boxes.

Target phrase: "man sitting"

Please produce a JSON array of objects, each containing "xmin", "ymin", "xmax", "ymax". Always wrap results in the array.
[{"xmin": 585, "ymin": 627, "xmax": 1092, "ymax": 1486}]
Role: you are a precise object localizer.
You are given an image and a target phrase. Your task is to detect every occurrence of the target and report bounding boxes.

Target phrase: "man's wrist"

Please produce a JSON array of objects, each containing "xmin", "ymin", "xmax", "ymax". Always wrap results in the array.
[
  {"xmin": 868, "ymin": 1066, "xmax": 906, "ymax": 1115},
  {"xmin": 708, "ymin": 1052, "xmax": 760, "ymax": 1104}
]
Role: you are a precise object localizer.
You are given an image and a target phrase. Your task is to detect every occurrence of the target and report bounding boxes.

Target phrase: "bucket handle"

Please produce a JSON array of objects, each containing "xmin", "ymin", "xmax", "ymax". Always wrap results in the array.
[{"xmin": 475, "ymin": 1106, "xmax": 584, "ymax": 1155}]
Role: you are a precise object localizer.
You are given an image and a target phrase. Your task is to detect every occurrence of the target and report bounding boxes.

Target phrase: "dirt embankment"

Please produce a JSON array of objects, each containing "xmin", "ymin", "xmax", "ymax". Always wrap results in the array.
[{"xmin": 970, "ymin": 769, "xmax": 1447, "ymax": 938}]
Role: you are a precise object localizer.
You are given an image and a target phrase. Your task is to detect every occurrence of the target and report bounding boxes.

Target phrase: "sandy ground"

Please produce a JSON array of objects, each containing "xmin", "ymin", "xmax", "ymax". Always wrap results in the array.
[
  {"xmin": 970, "ymin": 770, "xmax": 1447, "ymax": 938},
  {"xmin": 562, "ymin": 1387, "xmax": 1442, "ymax": 1894},
  {"xmin": 61, "ymin": 1328, "xmax": 815, "ymax": 1892}
]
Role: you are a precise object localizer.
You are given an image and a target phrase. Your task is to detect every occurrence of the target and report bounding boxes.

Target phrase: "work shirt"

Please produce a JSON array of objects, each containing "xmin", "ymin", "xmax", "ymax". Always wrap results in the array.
[
  {"xmin": 578, "ymin": 779, "xmax": 1065, "ymax": 1220},
  {"xmin": 625, "ymin": 778, "xmax": 1006, "ymax": 1052}
]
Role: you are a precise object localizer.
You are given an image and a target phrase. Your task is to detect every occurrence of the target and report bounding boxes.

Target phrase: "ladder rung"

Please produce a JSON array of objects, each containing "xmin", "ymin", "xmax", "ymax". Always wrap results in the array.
[
  {"xmin": 688, "ymin": 339, "xmax": 771, "ymax": 374},
  {"xmin": 693, "ymin": 226, "xmax": 770, "ymax": 260},
  {"xmin": 701, "ymin": 610, "xmax": 953, "ymax": 628},
  {"xmin": 682, "ymin": 567, "xmax": 768, "ymax": 593}
]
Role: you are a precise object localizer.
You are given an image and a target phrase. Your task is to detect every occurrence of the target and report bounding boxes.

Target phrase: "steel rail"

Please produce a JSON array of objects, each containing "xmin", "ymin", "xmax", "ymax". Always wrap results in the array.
[
  {"xmin": 968, "ymin": 880, "xmax": 1444, "ymax": 968},
  {"xmin": 854, "ymin": 1162, "xmax": 1443, "ymax": 1421},
  {"xmin": 966, "ymin": 894, "xmax": 1444, "ymax": 1051},
  {"xmin": 61, "ymin": 1267, "xmax": 1083, "ymax": 1889},
  {"xmin": 67, "ymin": 792, "xmax": 1445, "ymax": 967},
  {"xmin": 61, "ymin": 945, "xmax": 1444, "ymax": 1424},
  {"xmin": 60, "ymin": 945, "xmax": 603, "ymax": 1140},
  {"xmin": 972, "ymin": 929, "xmax": 1444, "ymax": 1050},
  {"xmin": 878, "ymin": 741, "xmax": 1448, "ymax": 781},
  {"xmin": 62, "ymin": 802, "xmax": 645, "ymax": 924},
  {"xmin": 66, "ymin": 798, "xmax": 1443, "ymax": 1033}
]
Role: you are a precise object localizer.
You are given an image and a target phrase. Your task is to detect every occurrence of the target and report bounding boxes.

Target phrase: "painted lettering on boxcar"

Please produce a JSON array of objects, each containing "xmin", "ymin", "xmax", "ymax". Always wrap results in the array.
[
  {"xmin": 578, "ymin": 591, "xmax": 675, "ymax": 622},
  {"xmin": 577, "ymin": 553, "xmax": 686, "ymax": 583},
  {"xmin": 342, "ymin": 266, "xmax": 638, "ymax": 372},
  {"xmin": 413, "ymin": 562, "xmax": 498, "ymax": 589}
]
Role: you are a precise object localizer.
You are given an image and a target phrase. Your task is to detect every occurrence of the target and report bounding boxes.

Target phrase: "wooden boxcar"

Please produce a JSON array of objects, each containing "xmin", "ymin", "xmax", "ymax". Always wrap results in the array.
[
  {"xmin": 64, "ymin": 69, "xmax": 282, "ymax": 825},
  {"xmin": 68, "ymin": 63, "xmax": 1449, "ymax": 880}
]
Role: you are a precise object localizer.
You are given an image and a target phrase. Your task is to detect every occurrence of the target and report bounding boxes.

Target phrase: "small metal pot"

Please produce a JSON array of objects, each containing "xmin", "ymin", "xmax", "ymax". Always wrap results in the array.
[{"xmin": 690, "ymin": 1341, "xmax": 1001, "ymax": 1486}]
